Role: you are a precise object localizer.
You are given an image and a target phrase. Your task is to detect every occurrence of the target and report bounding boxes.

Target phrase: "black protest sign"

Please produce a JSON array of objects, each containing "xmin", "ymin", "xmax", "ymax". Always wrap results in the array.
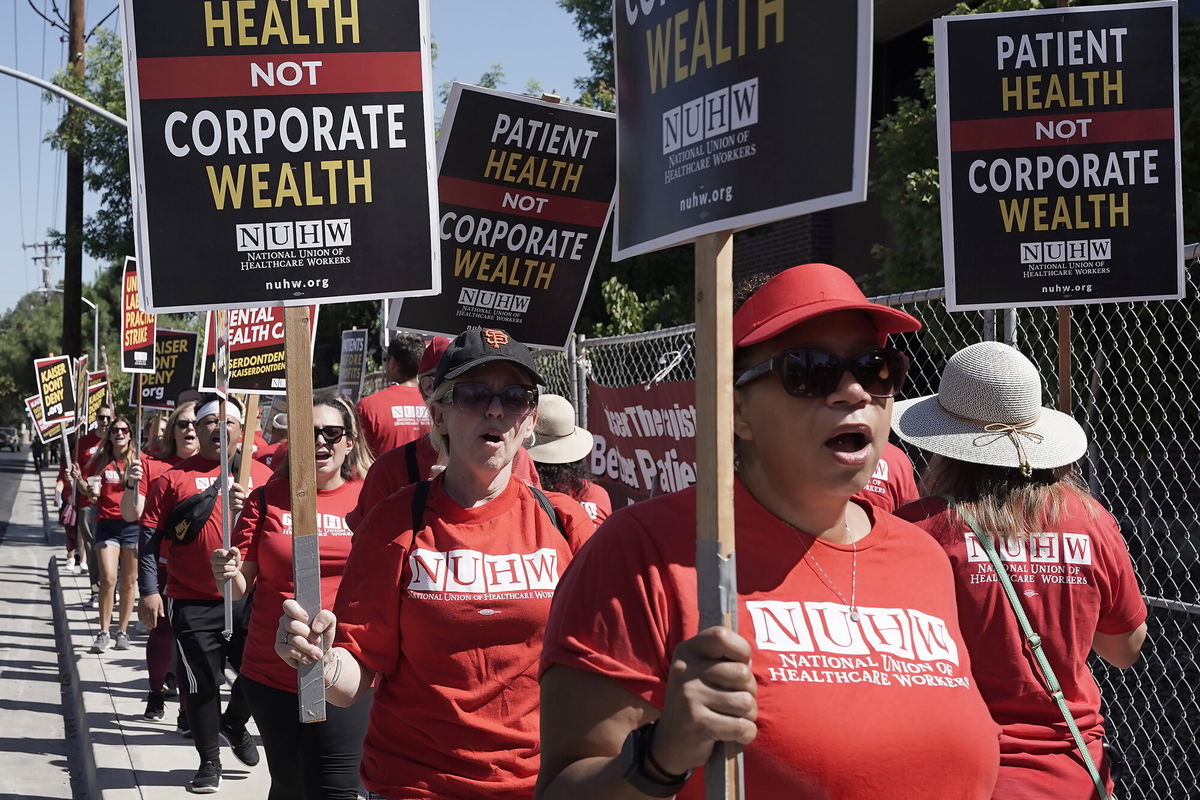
[
  {"xmin": 25, "ymin": 394, "xmax": 69, "ymax": 444},
  {"xmin": 131, "ymin": 328, "xmax": 200, "ymax": 411},
  {"xmin": 120, "ymin": 0, "xmax": 440, "ymax": 312},
  {"xmin": 121, "ymin": 257, "xmax": 156, "ymax": 373},
  {"xmin": 34, "ymin": 356, "xmax": 76, "ymax": 423},
  {"xmin": 936, "ymin": 2, "xmax": 1182, "ymax": 310},
  {"xmin": 393, "ymin": 84, "xmax": 616, "ymax": 349},
  {"xmin": 612, "ymin": 0, "xmax": 872, "ymax": 259},
  {"xmin": 337, "ymin": 329, "xmax": 369, "ymax": 401},
  {"xmin": 199, "ymin": 307, "xmax": 318, "ymax": 395}
]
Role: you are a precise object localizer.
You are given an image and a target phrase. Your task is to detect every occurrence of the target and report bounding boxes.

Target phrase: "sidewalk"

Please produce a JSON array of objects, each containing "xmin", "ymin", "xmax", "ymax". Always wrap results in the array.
[{"xmin": 43, "ymin": 469, "xmax": 271, "ymax": 798}]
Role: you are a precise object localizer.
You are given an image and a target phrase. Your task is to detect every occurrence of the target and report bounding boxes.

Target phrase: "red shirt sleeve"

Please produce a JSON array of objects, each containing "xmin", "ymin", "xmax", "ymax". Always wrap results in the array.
[
  {"xmin": 141, "ymin": 470, "xmax": 174, "ymax": 531},
  {"xmin": 234, "ymin": 487, "xmax": 268, "ymax": 562},
  {"xmin": 1093, "ymin": 510, "xmax": 1148, "ymax": 635}
]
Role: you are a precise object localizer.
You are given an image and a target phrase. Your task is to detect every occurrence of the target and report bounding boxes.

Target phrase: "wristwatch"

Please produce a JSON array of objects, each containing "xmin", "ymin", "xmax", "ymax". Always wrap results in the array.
[{"xmin": 617, "ymin": 721, "xmax": 693, "ymax": 797}]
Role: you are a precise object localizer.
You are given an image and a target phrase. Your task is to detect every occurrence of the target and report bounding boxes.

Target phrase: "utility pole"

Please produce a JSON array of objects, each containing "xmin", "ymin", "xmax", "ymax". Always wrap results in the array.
[
  {"xmin": 62, "ymin": 0, "xmax": 86, "ymax": 359},
  {"xmin": 22, "ymin": 241, "xmax": 61, "ymax": 289}
]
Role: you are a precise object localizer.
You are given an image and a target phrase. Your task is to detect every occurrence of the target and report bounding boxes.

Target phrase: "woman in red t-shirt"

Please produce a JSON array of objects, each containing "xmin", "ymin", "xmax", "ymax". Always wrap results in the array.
[
  {"xmin": 892, "ymin": 342, "xmax": 1148, "ymax": 799},
  {"xmin": 536, "ymin": 265, "xmax": 1001, "ymax": 800},
  {"xmin": 84, "ymin": 417, "xmax": 139, "ymax": 654},
  {"xmin": 527, "ymin": 393, "xmax": 611, "ymax": 528},
  {"xmin": 211, "ymin": 396, "xmax": 373, "ymax": 800},
  {"xmin": 276, "ymin": 329, "xmax": 594, "ymax": 800},
  {"xmin": 124, "ymin": 400, "xmax": 199, "ymax": 721}
]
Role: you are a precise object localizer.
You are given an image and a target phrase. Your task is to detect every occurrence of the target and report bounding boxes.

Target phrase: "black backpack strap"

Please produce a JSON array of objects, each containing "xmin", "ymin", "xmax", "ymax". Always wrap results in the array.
[
  {"xmin": 410, "ymin": 479, "xmax": 432, "ymax": 534},
  {"xmin": 527, "ymin": 484, "xmax": 567, "ymax": 540},
  {"xmin": 405, "ymin": 440, "xmax": 420, "ymax": 484}
]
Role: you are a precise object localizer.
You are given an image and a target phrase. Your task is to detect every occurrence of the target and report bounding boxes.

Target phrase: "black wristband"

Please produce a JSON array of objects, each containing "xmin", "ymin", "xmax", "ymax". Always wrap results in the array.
[
  {"xmin": 644, "ymin": 721, "xmax": 690, "ymax": 782},
  {"xmin": 617, "ymin": 721, "xmax": 692, "ymax": 797}
]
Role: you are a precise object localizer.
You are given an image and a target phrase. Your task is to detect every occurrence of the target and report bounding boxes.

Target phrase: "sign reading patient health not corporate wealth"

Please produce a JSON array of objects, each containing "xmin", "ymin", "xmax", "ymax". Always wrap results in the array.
[
  {"xmin": 120, "ymin": 257, "xmax": 156, "ymax": 374},
  {"xmin": 936, "ymin": 2, "xmax": 1183, "ymax": 310},
  {"xmin": 611, "ymin": 0, "xmax": 872, "ymax": 259},
  {"xmin": 34, "ymin": 355, "xmax": 76, "ymax": 423},
  {"xmin": 337, "ymin": 328, "xmax": 368, "ymax": 401},
  {"xmin": 392, "ymin": 84, "xmax": 616, "ymax": 349},
  {"xmin": 120, "ymin": 0, "xmax": 441, "ymax": 313},
  {"xmin": 131, "ymin": 329, "xmax": 200, "ymax": 411},
  {"xmin": 199, "ymin": 307, "xmax": 318, "ymax": 395}
]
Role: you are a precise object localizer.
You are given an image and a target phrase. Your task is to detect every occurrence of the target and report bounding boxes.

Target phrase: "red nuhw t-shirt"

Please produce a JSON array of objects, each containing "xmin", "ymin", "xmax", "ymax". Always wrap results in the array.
[
  {"xmin": 142, "ymin": 454, "xmax": 276, "ymax": 601},
  {"xmin": 897, "ymin": 495, "xmax": 1147, "ymax": 797},
  {"xmin": 356, "ymin": 383, "xmax": 430, "ymax": 456},
  {"xmin": 87, "ymin": 458, "xmax": 128, "ymax": 520},
  {"xmin": 346, "ymin": 434, "xmax": 542, "ymax": 531},
  {"xmin": 137, "ymin": 453, "xmax": 184, "ymax": 498},
  {"xmin": 334, "ymin": 474, "xmax": 594, "ymax": 800},
  {"xmin": 542, "ymin": 479, "xmax": 1001, "ymax": 800},
  {"xmin": 854, "ymin": 441, "xmax": 920, "ymax": 513},
  {"xmin": 234, "ymin": 477, "xmax": 360, "ymax": 694},
  {"xmin": 576, "ymin": 480, "xmax": 612, "ymax": 527},
  {"xmin": 74, "ymin": 432, "xmax": 103, "ymax": 508}
]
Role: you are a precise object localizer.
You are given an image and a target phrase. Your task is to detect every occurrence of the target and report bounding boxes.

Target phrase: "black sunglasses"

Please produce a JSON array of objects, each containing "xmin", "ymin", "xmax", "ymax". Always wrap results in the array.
[
  {"xmin": 735, "ymin": 347, "xmax": 910, "ymax": 399},
  {"xmin": 174, "ymin": 419, "xmax": 196, "ymax": 430},
  {"xmin": 97, "ymin": 415, "xmax": 113, "ymax": 422},
  {"xmin": 314, "ymin": 426, "xmax": 347, "ymax": 444},
  {"xmin": 110, "ymin": 427, "xmax": 131, "ymax": 435},
  {"xmin": 445, "ymin": 383, "xmax": 538, "ymax": 416}
]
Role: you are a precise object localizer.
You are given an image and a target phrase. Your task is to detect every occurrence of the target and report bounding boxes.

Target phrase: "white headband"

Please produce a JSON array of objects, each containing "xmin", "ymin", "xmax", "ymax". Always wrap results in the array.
[{"xmin": 195, "ymin": 399, "xmax": 243, "ymax": 425}]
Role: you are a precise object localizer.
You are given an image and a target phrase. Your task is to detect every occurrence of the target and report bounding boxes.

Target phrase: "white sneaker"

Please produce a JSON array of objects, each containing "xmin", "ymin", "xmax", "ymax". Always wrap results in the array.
[
  {"xmin": 79, "ymin": 560, "xmax": 88, "ymax": 575},
  {"xmin": 88, "ymin": 631, "xmax": 111, "ymax": 653},
  {"xmin": 64, "ymin": 561, "xmax": 81, "ymax": 575}
]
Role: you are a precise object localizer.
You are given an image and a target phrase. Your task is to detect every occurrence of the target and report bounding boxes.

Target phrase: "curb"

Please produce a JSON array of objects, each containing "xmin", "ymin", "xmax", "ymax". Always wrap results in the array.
[{"xmin": 49, "ymin": 555, "xmax": 99, "ymax": 800}]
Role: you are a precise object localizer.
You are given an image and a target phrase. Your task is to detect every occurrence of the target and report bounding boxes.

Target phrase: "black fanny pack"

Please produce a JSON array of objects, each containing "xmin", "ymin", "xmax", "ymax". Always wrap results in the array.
[{"xmin": 162, "ymin": 458, "xmax": 237, "ymax": 546}]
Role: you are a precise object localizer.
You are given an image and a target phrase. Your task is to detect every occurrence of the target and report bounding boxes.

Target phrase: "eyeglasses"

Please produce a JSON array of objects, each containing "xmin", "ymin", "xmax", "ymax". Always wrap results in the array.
[
  {"xmin": 174, "ymin": 419, "xmax": 196, "ymax": 430},
  {"xmin": 97, "ymin": 415, "xmax": 113, "ymax": 423},
  {"xmin": 314, "ymin": 426, "xmax": 347, "ymax": 444},
  {"xmin": 735, "ymin": 347, "xmax": 910, "ymax": 399},
  {"xmin": 110, "ymin": 427, "xmax": 131, "ymax": 436},
  {"xmin": 444, "ymin": 383, "xmax": 538, "ymax": 415}
]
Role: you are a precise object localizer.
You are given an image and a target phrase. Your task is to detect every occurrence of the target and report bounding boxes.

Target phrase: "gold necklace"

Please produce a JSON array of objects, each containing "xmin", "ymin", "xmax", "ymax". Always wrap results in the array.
[{"xmin": 789, "ymin": 519, "xmax": 860, "ymax": 623}]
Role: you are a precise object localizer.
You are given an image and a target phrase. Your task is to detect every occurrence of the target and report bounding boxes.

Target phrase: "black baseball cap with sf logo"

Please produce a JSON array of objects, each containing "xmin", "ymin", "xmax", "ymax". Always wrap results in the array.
[{"xmin": 432, "ymin": 328, "xmax": 546, "ymax": 390}]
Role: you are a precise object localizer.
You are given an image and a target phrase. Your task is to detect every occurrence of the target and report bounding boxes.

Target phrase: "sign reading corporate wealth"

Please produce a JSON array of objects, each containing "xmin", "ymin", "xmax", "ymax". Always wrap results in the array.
[
  {"xmin": 612, "ymin": 0, "xmax": 872, "ymax": 258},
  {"xmin": 392, "ymin": 84, "xmax": 616, "ymax": 349},
  {"xmin": 935, "ymin": 2, "xmax": 1182, "ymax": 310},
  {"xmin": 120, "ymin": 0, "xmax": 441, "ymax": 312}
]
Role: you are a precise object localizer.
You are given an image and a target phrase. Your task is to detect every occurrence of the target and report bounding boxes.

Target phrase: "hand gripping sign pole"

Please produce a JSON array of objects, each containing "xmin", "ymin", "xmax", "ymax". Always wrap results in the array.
[
  {"xmin": 283, "ymin": 305, "xmax": 325, "ymax": 723},
  {"xmin": 215, "ymin": 310, "xmax": 235, "ymax": 640},
  {"xmin": 694, "ymin": 232, "xmax": 743, "ymax": 799}
]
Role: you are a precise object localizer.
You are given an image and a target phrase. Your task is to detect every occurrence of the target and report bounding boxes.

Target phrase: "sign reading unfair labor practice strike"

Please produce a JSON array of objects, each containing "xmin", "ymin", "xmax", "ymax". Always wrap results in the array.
[
  {"xmin": 936, "ymin": 2, "xmax": 1182, "ymax": 310},
  {"xmin": 130, "ymin": 329, "xmax": 200, "ymax": 411},
  {"xmin": 393, "ymin": 84, "xmax": 616, "ymax": 349},
  {"xmin": 120, "ymin": 0, "xmax": 441, "ymax": 312},
  {"xmin": 120, "ymin": 257, "xmax": 156, "ymax": 373},
  {"xmin": 612, "ymin": 0, "xmax": 872, "ymax": 259},
  {"xmin": 199, "ymin": 307, "xmax": 318, "ymax": 394}
]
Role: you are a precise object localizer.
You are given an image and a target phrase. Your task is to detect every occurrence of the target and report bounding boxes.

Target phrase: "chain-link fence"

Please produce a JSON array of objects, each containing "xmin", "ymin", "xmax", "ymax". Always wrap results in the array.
[{"xmin": 533, "ymin": 261, "xmax": 1200, "ymax": 799}]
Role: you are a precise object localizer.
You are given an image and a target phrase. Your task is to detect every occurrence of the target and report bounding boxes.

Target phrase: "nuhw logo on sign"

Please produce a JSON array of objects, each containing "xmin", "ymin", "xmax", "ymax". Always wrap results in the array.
[
  {"xmin": 458, "ymin": 287, "xmax": 531, "ymax": 313},
  {"xmin": 237, "ymin": 219, "xmax": 352, "ymax": 251}
]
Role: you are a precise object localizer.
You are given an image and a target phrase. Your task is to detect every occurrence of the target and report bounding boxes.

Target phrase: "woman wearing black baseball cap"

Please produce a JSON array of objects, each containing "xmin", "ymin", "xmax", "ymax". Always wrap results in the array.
[{"xmin": 277, "ymin": 328, "xmax": 595, "ymax": 800}]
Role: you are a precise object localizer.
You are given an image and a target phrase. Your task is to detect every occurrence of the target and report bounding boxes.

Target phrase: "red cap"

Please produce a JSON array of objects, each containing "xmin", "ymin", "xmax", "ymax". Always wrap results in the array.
[
  {"xmin": 732, "ymin": 263, "xmax": 921, "ymax": 347},
  {"xmin": 417, "ymin": 336, "xmax": 452, "ymax": 376}
]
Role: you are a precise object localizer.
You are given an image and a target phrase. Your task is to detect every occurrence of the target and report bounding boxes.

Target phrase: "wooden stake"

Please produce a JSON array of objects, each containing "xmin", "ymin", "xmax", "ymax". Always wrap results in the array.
[
  {"xmin": 693, "ymin": 231, "xmax": 742, "ymax": 800},
  {"xmin": 237, "ymin": 394, "xmax": 260, "ymax": 490},
  {"xmin": 1057, "ymin": 307, "xmax": 1072, "ymax": 414},
  {"xmin": 284, "ymin": 305, "xmax": 324, "ymax": 723}
]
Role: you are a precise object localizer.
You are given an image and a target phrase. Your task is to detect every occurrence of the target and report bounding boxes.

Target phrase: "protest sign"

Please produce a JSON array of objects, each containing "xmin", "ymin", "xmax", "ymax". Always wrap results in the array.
[
  {"xmin": 611, "ymin": 0, "xmax": 872, "ymax": 259},
  {"xmin": 393, "ymin": 84, "xmax": 616, "ymax": 349},
  {"xmin": 587, "ymin": 379, "xmax": 697, "ymax": 508},
  {"xmin": 87, "ymin": 380, "xmax": 108, "ymax": 428},
  {"xmin": 25, "ymin": 394, "xmax": 69, "ymax": 443},
  {"xmin": 130, "ymin": 328, "xmax": 200, "ymax": 410},
  {"xmin": 936, "ymin": 1, "xmax": 1182, "ymax": 310},
  {"xmin": 121, "ymin": 256, "xmax": 157, "ymax": 372},
  {"xmin": 199, "ymin": 306, "xmax": 318, "ymax": 395},
  {"xmin": 120, "ymin": 0, "xmax": 440, "ymax": 313},
  {"xmin": 337, "ymin": 329, "xmax": 369, "ymax": 401},
  {"xmin": 34, "ymin": 356, "xmax": 76, "ymax": 422}
]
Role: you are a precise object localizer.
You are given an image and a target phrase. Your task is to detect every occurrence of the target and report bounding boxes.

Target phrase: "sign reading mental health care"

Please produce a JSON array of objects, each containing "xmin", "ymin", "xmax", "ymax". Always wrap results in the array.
[
  {"xmin": 34, "ymin": 356, "xmax": 76, "ymax": 422},
  {"xmin": 611, "ymin": 0, "xmax": 872, "ymax": 259},
  {"xmin": 132, "ymin": 328, "xmax": 200, "ymax": 411},
  {"xmin": 935, "ymin": 2, "xmax": 1182, "ymax": 310},
  {"xmin": 120, "ymin": 0, "xmax": 441, "ymax": 313},
  {"xmin": 587, "ymin": 379, "xmax": 697, "ymax": 508},
  {"xmin": 121, "ymin": 256, "xmax": 156, "ymax": 372},
  {"xmin": 337, "ymin": 328, "xmax": 369, "ymax": 401},
  {"xmin": 392, "ymin": 84, "xmax": 616, "ymax": 349},
  {"xmin": 199, "ymin": 307, "xmax": 318, "ymax": 395}
]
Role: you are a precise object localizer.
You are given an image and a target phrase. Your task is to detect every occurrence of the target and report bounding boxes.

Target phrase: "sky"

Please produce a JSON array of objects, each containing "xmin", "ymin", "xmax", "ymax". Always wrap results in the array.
[{"xmin": 0, "ymin": 0, "xmax": 594, "ymax": 315}]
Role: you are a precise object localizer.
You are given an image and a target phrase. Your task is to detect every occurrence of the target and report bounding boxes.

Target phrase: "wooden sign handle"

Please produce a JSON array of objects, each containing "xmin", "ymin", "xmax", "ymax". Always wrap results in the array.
[
  {"xmin": 693, "ymin": 231, "xmax": 743, "ymax": 800},
  {"xmin": 284, "ymin": 305, "xmax": 325, "ymax": 723},
  {"xmin": 237, "ymin": 394, "xmax": 260, "ymax": 489}
]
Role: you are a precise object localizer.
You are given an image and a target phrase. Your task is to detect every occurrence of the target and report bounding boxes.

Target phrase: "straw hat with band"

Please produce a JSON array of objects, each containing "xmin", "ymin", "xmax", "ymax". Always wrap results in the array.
[
  {"xmin": 891, "ymin": 341, "xmax": 1087, "ymax": 476},
  {"xmin": 733, "ymin": 263, "xmax": 921, "ymax": 348},
  {"xmin": 528, "ymin": 394, "xmax": 593, "ymax": 464}
]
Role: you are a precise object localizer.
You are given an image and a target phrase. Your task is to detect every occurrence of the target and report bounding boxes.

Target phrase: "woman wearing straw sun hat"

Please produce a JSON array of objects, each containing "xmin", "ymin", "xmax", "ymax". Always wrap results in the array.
[
  {"xmin": 893, "ymin": 341, "xmax": 1147, "ymax": 800},
  {"xmin": 528, "ymin": 394, "xmax": 612, "ymax": 528}
]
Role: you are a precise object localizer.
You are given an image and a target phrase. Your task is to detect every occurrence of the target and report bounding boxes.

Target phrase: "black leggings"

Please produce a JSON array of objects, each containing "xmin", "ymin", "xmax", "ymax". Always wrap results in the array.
[
  {"xmin": 242, "ymin": 675, "xmax": 370, "ymax": 800},
  {"xmin": 170, "ymin": 598, "xmax": 253, "ymax": 762}
]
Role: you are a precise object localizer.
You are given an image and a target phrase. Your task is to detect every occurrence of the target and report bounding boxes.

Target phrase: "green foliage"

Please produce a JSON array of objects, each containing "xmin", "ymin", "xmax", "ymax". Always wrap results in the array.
[
  {"xmin": 559, "ymin": 0, "xmax": 614, "ymax": 103},
  {"xmin": 47, "ymin": 29, "xmax": 133, "ymax": 264}
]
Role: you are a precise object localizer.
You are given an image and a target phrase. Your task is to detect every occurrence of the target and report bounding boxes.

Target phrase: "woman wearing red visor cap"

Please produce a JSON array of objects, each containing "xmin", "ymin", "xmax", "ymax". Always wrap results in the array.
[{"xmin": 536, "ymin": 264, "xmax": 1000, "ymax": 799}]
